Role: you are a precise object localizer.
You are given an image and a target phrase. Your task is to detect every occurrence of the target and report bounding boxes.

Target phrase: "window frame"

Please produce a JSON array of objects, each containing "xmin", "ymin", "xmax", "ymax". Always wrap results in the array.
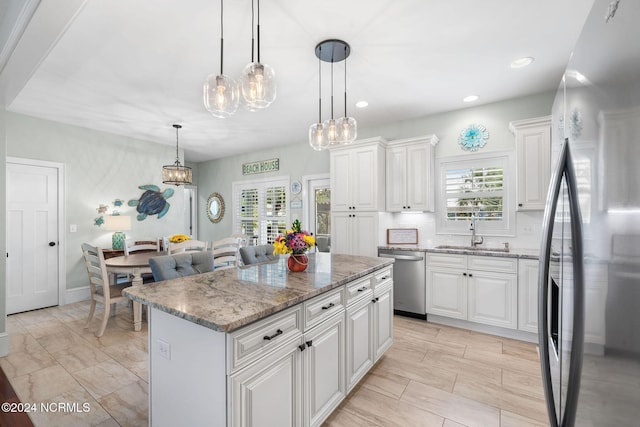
[
  {"xmin": 232, "ymin": 175, "xmax": 290, "ymax": 245},
  {"xmin": 436, "ymin": 151, "xmax": 516, "ymax": 236}
]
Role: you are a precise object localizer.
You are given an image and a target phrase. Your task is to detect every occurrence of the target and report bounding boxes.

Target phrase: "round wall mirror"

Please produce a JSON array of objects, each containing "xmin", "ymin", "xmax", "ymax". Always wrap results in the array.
[{"xmin": 206, "ymin": 192, "xmax": 225, "ymax": 223}]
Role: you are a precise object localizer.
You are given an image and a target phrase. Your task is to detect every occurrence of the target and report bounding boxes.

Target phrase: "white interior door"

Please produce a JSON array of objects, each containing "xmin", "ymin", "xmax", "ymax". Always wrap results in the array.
[{"xmin": 6, "ymin": 161, "xmax": 60, "ymax": 314}]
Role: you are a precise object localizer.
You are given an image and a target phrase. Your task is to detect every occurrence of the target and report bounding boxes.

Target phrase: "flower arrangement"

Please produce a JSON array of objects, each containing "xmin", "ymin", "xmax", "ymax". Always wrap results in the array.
[
  {"xmin": 169, "ymin": 233, "xmax": 191, "ymax": 243},
  {"xmin": 273, "ymin": 220, "xmax": 316, "ymax": 255}
]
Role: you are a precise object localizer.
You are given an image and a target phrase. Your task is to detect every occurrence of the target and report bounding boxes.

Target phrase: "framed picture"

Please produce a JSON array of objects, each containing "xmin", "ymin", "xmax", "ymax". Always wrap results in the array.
[{"xmin": 386, "ymin": 228, "xmax": 418, "ymax": 245}]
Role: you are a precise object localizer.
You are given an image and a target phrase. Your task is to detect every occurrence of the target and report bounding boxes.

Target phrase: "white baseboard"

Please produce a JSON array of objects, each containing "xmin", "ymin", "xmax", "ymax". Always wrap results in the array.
[
  {"xmin": 64, "ymin": 286, "xmax": 91, "ymax": 305},
  {"xmin": 0, "ymin": 332, "xmax": 9, "ymax": 357},
  {"xmin": 427, "ymin": 314, "xmax": 538, "ymax": 343}
]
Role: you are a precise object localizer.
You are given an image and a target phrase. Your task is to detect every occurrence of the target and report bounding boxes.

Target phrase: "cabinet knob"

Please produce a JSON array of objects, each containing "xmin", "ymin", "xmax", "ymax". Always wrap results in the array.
[
  {"xmin": 299, "ymin": 344, "xmax": 306, "ymax": 352},
  {"xmin": 407, "ymin": 206, "xmax": 411, "ymax": 209},
  {"xmin": 518, "ymin": 203, "xmax": 523, "ymax": 207},
  {"xmin": 469, "ymin": 273, "xmax": 473, "ymax": 277},
  {"xmin": 306, "ymin": 340, "xmax": 313, "ymax": 347},
  {"xmin": 463, "ymin": 272, "xmax": 467, "ymax": 276}
]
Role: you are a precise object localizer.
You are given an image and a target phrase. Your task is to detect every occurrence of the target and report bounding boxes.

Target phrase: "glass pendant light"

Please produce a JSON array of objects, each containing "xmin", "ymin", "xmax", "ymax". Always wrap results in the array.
[
  {"xmin": 162, "ymin": 124, "xmax": 193, "ymax": 186},
  {"xmin": 241, "ymin": 0, "xmax": 276, "ymax": 110},
  {"xmin": 309, "ymin": 46, "xmax": 328, "ymax": 151},
  {"xmin": 337, "ymin": 43, "xmax": 357, "ymax": 144},
  {"xmin": 203, "ymin": 0, "xmax": 239, "ymax": 118},
  {"xmin": 309, "ymin": 40, "xmax": 355, "ymax": 150}
]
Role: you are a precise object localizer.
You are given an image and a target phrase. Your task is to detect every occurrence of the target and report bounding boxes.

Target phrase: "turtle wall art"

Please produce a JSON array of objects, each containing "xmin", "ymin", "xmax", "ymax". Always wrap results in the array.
[{"xmin": 128, "ymin": 185, "xmax": 174, "ymax": 221}]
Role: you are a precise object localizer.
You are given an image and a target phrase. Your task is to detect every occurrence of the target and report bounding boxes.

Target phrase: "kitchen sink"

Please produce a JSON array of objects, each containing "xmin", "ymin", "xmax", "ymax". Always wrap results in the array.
[{"xmin": 434, "ymin": 245, "xmax": 510, "ymax": 253}]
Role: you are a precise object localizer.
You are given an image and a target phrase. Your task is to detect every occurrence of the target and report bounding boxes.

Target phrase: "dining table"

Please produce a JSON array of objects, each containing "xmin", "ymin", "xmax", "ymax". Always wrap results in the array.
[{"xmin": 105, "ymin": 251, "xmax": 166, "ymax": 332}]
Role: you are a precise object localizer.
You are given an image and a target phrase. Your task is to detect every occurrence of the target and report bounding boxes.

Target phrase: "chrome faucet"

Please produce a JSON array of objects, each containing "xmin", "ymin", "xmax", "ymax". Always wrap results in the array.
[{"xmin": 470, "ymin": 214, "xmax": 484, "ymax": 247}]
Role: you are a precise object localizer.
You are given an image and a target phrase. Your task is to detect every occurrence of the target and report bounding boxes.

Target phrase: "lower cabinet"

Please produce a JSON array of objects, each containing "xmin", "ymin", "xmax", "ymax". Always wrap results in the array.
[
  {"xmin": 303, "ymin": 313, "xmax": 346, "ymax": 427},
  {"xmin": 230, "ymin": 267, "xmax": 392, "ymax": 427},
  {"xmin": 345, "ymin": 294, "xmax": 373, "ymax": 392},
  {"xmin": 230, "ymin": 336, "xmax": 304, "ymax": 427},
  {"xmin": 426, "ymin": 254, "xmax": 517, "ymax": 329},
  {"xmin": 518, "ymin": 259, "xmax": 540, "ymax": 333}
]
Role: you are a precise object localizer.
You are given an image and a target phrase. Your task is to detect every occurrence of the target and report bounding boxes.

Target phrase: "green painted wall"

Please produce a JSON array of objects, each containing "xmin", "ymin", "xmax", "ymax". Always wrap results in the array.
[
  {"xmin": 5, "ymin": 112, "xmax": 189, "ymax": 292},
  {"xmin": 196, "ymin": 141, "xmax": 330, "ymax": 242}
]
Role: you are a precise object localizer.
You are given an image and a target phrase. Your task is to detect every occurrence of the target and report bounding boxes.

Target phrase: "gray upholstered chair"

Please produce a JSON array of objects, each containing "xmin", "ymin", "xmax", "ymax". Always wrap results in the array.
[
  {"xmin": 239, "ymin": 244, "xmax": 278, "ymax": 265},
  {"xmin": 149, "ymin": 251, "xmax": 215, "ymax": 281}
]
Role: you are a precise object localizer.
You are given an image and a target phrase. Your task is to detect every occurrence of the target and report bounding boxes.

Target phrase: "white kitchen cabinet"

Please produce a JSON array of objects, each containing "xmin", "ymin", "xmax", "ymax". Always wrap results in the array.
[
  {"xmin": 385, "ymin": 135, "xmax": 438, "ymax": 212},
  {"xmin": 426, "ymin": 266, "xmax": 467, "ymax": 319},
  {"xmin": 510, "ymin": 116, "xmax": 551, "ymax": 211},
  {"xmin": 372, "ymin": 280, "xmax": 393, "ymax": 361},
  {"xmin": 230, "ymin": 336, "xmax": 304, "ymax": 427},
  {"xmin": 426, "ymin": 253, "xmax": 517, "ymax": 329},
  {"xmin": 330, "ymin": 137, "xmax": 386, "ymax": 212},
  {"xmin": 518, "ymin": 259, "xmax": 540, "ymax": 333},
  {"xmin": 345, "ymin": 290, "xmax": 373, "ymax": 392},
  {"xmin": 303, "ymin": 312, "xmax": 346, "ymax": 427},
  {"xmin": 331, "ymin": 211, "xmax": 378, "ymax": 257},
  {"xmin": 468, "ymin": 269, "xmax": 517, "ymax": 329}
]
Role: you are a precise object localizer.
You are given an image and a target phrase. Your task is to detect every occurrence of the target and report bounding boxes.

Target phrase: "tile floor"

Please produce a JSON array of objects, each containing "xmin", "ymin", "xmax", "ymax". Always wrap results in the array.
[{"xmin": 2, "ymin": 302, "xmax": 548, "ymax": 426}]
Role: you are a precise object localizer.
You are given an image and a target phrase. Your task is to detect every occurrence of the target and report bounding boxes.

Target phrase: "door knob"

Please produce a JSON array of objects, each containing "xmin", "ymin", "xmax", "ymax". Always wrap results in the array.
[{"xmin": 49, "ymin": 242, "xmax": 56, "ymax": 247}]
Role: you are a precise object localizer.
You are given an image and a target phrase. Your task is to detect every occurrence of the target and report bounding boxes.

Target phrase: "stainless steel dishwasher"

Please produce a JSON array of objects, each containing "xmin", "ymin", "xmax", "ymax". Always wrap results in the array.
[{"xmin": 378, "ymin": 248, "xmax": 426, "ymax": 319}]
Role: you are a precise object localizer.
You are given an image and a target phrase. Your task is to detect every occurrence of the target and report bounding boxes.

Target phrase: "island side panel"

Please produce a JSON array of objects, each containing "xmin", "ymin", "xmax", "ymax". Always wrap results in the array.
[{"xmin": 149, "ymin": 307, "xmax": 227, "ymax": 427}]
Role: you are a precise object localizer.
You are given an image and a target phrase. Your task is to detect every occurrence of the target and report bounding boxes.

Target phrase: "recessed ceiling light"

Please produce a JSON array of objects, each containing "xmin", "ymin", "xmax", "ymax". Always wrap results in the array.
[
  {"xmin": 463, "ymin": 95, "xmax": 479, "ymax": 103},
  {"xmin": 510, "ymin": 57, "xmax": 534, "ymax": 68},
  {"xmin": 355, "ymin": 100, "xmax": 368, "ymax": 108}
]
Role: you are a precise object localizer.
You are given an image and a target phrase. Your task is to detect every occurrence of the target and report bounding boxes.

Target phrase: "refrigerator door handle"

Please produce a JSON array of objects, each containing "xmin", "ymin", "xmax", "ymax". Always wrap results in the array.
[
  {"xmin": 562, "ymin": 141, "xmax": 586, "ymax": 427},
  {"xmin": 538, "ymin": 139, "xmax": 586, "ymax": 427},
  {"xmin": 538, "ymin": 138, "xmax": 567, "ymax": 427}
]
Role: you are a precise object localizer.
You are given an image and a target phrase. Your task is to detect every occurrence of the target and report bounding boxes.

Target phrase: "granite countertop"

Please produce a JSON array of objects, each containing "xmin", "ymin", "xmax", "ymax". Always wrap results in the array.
[
  {"xmin": 378, "ymin": 245, "xmax": 540, "ymax": 260},
  {"xmin": 123, "ymin": 253, "xmax": 393, "ymax": 333}
]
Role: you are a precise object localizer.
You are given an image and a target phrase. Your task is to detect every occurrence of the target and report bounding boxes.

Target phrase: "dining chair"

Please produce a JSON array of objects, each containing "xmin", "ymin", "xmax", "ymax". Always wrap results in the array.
[
  {"xmin": 239, "ymin": 244, "xmax": 278, "ymax": 265},
  {"xmin": 123, "ymin": 238, "xmax": 160, "ymax": 283},
  {"xmin": 211, "ymin": 236, "xmax": 241, "ymax": 270},
  {"xmin": 124, "ymin": 238, "xmax": 160, "ymax": 255},
  {"xmin": 81, "ymin": 243, "xmax": 132, "ymax": 337},
  {"xmin": 168, "ymin": 239, "xmax": 208, "ymax": 254}
]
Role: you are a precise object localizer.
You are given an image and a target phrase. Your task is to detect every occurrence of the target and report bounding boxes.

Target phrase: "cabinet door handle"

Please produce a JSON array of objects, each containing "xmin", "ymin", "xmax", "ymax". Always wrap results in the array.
[
  {"xmin": 357, "ymin": 286, "xmax": 368, "ymax": 292},
  {"xmin": 469, "ymin": 273, "xmax": 473, "ymax": 277},
  {"xmin": 321, "ymin": 302, "xmax": 335, "ymax": 310},
  {"xmin": 299, "ymin": 344, "xmax": 306, "ymax": 352},
  {"xmin": 381, "ymin": 276, "xmax": 389, "ymax": 280},
  {"xmin": 407, "ymin": 206, "xmax": 411, "ymax": 209},
  {"xmin": 518, "ymin": 203, "xmax": 523, "ymax": 207},
  {"xmin": 462, "ymin": 272, "xmax": 467, "ymax": 276},
  {"xmin": 372, "ymin": 297, "xmax": 379, "ymax": 303},
  {"xmin": 263, "ymin": 329, "xmax": 283, "ymax": 341},
  {"xmin": 306, "ymin": 340, "xmax": 313, "ymax": 347}
]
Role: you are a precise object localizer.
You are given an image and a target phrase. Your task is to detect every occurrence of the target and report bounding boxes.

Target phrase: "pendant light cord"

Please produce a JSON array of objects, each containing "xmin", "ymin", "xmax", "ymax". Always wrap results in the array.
[
  {"xmin": 343, "ymin": 44, "xmax": 348, "ymax": 117},
  {"xmin": 220, "ymin": 0, "xmax": 224, "ymax": 75},
  {"xmin": 250, "ymin": 0, "xmax": 255, "ymax": 62},
  {"xmin": 330, "ymin": 59, "xmax": 334, "ymax": 119},
  {"xmin": 318, "ymin": 46, "xmax": 322, "ymax": 123},
  {"xmin": 174, "ymin": 125, "xmax": 181, "ymax": 165},
  {"xmin": 256, "ymin": 0, "xmax": 261, "ymax": 63}
]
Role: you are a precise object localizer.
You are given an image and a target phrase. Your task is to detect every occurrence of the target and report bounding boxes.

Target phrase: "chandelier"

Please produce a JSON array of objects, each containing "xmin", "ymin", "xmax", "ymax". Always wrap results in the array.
[
  {"xmin": 162, "ymin": 124, "xmax": 193, "ymax": 186},
  {"xmin": 309, "ymin": 39, "xmax": 357, "ymax": 151}
]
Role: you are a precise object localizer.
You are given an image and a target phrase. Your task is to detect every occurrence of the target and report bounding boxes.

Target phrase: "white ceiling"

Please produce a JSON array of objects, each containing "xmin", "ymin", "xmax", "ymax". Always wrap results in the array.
[{"xmin": 0, "ymin": 0, "xmax": 594, "ymax": 162}]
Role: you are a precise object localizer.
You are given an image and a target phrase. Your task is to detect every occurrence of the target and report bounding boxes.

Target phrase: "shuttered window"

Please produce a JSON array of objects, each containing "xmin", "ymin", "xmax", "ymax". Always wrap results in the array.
[
  {"xmin": 437, "ymin": 153, "xmax": 515, "ymax": 235},
  {"xmin": 233, "ymin": 177, "xmax": 289, "ymax": 245}
]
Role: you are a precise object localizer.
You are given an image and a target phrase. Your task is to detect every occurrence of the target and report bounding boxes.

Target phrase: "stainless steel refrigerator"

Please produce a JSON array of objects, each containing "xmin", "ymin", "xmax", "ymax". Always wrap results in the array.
[{"xmin": 538, "ymin": 0, "xmax": 640, "ymax": 425}]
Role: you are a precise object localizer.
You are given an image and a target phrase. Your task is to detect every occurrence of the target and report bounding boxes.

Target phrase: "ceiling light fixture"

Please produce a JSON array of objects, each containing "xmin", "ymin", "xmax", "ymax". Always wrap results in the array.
[
  {"xmin": 203, "ymin": 0, "xmax": 239, "ymax": 118},
  {"xmin": 510, "ymin": 56, "xmax": 534, "ymax": 69},
  {"xmin": 240, "ymin": 0, "xmax": 276, "ymax": 110},
  {"xmin": 463, "ymin": 95, "xmax": 479, "ymax": 103},
  {"xmin": 162, "ymin": 124, "xmax": 193, "ymax": 186},
  {"xmin": 308, "ymin": 39, "xmax": 356, "ymax": 150}
]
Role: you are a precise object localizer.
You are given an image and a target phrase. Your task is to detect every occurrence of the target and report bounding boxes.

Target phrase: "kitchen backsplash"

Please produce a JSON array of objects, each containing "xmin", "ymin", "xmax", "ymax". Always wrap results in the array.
[{"xmin": 378, "ymin": 211, "xmax": 544, "ymax": 251}]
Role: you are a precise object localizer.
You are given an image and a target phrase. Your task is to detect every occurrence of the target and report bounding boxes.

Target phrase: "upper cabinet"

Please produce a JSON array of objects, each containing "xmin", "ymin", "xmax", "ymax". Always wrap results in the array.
[
  {"xmin": 385, "ymin": 135, "xmax": 439, "ymax": 212},
  {"xmin": 510, "ymin": 116, "xmax": 551, "ymax": 211},
  {"xmin": 330, "ymin": 137, "xmax": 386, "ymax": 212}
]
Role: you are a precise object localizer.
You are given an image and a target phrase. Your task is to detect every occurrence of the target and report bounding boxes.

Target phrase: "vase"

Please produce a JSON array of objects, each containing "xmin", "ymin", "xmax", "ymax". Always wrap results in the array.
[{"xmin": 287, "ymin": 254, "xmax": 308, "ymax": 272}]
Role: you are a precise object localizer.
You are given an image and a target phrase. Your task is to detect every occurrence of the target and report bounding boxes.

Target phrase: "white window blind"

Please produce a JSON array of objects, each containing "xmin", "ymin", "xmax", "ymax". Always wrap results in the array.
[
  {"xmin": 233, "ymin": 177, "xmax": 289, "ymax": 245},
  {"xmin": 437, "ymin": 153, "xmax": 515, "ymax": 235}
]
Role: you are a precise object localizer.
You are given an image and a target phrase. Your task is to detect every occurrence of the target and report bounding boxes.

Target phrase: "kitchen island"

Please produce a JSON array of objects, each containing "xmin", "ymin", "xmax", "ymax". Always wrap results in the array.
[{"xmin": 124, "ymin": 253, "xmax": 394, "ymax": 427}]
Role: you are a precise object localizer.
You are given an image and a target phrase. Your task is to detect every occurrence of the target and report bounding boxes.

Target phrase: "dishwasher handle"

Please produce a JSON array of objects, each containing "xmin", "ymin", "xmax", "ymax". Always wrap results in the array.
[{"xmin": 378, "ymin": 254, "xmax": 424, "ymax": 261}]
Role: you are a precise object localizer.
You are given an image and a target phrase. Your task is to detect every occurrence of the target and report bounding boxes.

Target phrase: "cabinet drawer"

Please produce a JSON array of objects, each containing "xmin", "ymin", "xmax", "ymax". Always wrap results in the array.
[
  {"xmin": 303, "ymin": 287, "xmax": 345, "ymax": 331},
  {"xmin": 468, "ymin": 255, "xmax": 517, "ymax": 273},
  {"xmin": 228, "ymin": 305, "xmax": 302, "ymax": 373},
  {"xmin": 373, "ymin": 267, "xmax": 393, "ymax": 289},
  {"xmin": 427, "ymin": 253, "xmax": 466, "ymax": 269},
  {"xmin": 346, "ymin": 275, "xmax": 373, "ymax": 305}
]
